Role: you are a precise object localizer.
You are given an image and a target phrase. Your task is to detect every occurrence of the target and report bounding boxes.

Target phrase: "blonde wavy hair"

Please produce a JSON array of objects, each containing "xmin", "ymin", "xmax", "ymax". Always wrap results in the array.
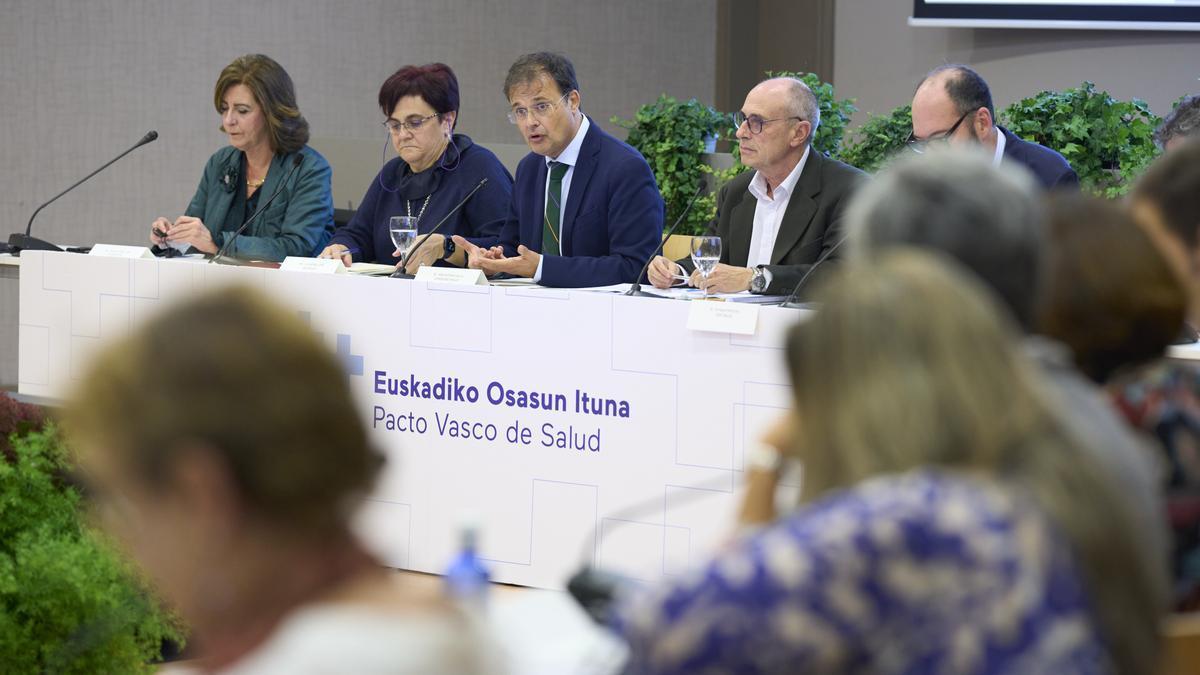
[{"xmin": 785, "ymin": 249, "xmax": 1164, "ymax": 675}]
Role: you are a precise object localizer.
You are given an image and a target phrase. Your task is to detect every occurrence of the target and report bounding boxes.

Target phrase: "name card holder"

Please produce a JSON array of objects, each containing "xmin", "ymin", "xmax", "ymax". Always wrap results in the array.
[
  {"xmin": 415, "ymin": 266, "xmax": 488, "ymax": 286},
  {"xmin": 686, "ymin": 299, "xmax": 759, "ymax": 335},
  {"xmin": 280, "ymin": 257, "xmax": 347, "ymax": 274},
  {"xmin": 88, "ymin": 244, "xmax": 155, "ymax": 259}
]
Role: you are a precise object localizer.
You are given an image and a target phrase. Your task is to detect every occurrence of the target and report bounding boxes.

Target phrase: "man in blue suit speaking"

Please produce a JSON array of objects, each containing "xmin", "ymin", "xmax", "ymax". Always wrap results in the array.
[{"xmin": 454, "ymin": 52, "xmax": 663, "ymax": 287}]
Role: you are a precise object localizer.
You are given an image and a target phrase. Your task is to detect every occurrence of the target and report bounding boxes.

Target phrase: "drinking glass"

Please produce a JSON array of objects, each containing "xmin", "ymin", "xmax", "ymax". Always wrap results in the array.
[
  {"xmin": 690, "ymin": 236, "xmax": 722, "ymax": 298},
  {"xmin": 389, "ymin": 216, "xmax": 418, "ymax": 268}
]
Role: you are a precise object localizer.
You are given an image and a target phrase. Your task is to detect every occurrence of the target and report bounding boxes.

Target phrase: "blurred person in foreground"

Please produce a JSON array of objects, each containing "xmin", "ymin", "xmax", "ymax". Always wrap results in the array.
[
  {"xmin": 845, "ymin": 150, "xmax": 1166, "ymax": 568},
  {"xmin": 63, "ymin": 288, "xmax": 494, "ymax": 674},
  {"xmin": 1131, "ymin": 138, "xmax": 1200, "ymax": 331},
  {"xmin": 1038, "ymin": 194, "xmax": 1200, "ymax": 610},
  {"xmin": 150, "ymin": 54, "xmax": 333, "ymax": 261},
  {"xmin": 616, "ymin": 251, "xmax": 1164, "ymax": 674},
  {"xmin": 318, "ymin": 63, "xmax": 512, "ymax": 272}
]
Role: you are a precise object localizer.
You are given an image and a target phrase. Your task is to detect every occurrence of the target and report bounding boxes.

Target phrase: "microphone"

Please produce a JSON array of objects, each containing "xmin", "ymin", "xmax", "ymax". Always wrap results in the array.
[
  {"xmin": 9, "ymin": 130, "xmax": 158, "ymax": 255},
  {"xmin": 777, "ymin": 233, "xmax": 848, "ymax": 309},
  {"xmin": 566, "ymin": 472, "xmax": 736, "ymax": 625},
  {"xmin": 209, "ymin": 154, "xmax": 304, "ymax": 264},
  {"xmin": 390, "ymin": 177, "xmax": 489, "ymax": 279},
  {"xmin": 625, "ymin": 181, "xmax": 707, "ymax": 298}
]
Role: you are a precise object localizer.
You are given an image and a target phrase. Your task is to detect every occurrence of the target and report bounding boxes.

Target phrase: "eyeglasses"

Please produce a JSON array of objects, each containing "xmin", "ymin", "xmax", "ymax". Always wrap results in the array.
[
  {"xmin": 383, "ymin": 113, "xmax": 440, "ymax": 135},
  {"xmin": 905, "ymin": 110, "xmax": 972, "ymax": 154},
  {"xmin": 507, "ymin": 93, "xmax": 570, "ymax": 124},
  {"xmin": 734, "ymin": 111, "xmax": 803, "ymax": 135}
]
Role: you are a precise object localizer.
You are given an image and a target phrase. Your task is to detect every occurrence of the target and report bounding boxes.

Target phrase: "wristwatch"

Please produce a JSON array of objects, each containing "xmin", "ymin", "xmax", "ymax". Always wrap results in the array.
[
  {"xmin": 442, "ymin": 236, "xmax": 456, "ymax": 261},
  {"xmin": 750, "ymin": 266, "xmax": 768, "ymax": 294}
]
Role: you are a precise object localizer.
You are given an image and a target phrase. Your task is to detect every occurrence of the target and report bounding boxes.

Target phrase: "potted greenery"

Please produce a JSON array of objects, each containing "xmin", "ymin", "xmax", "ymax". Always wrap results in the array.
[
  {"xmin": 614, "ymin": 96, "xmax": 731, "ymax": 238},
  {"xmin": 0, "ymin": 394, "xmax": 183, "ymax": 672},
  {"xmin": 838, "ymin": 105, "xmax": 913, "ymax": 173},
  {"xmin": 1000, "ymin": 82, "xmax": 1161, "ymax": 197}
]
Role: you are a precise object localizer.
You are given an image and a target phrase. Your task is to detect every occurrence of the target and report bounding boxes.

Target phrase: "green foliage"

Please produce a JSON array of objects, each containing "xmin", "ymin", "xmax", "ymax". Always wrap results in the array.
[
  {"xmin": 1000, "ymin": 82, "xmax": 1161, "ymax": 198},
  {"xmin": 614, "ymin": 96, "xmax": 731, "ymax": 236},
  {"xmin": 764, "ymin": 71, "xmax": 858, "ymax": 158},
  {"xmin": 0, "ymin": 403, "xmax": 183, "ymax": 673},
  {"xmin": 839, "ymin": 105, "xmax": 913, "ymax": 173}
]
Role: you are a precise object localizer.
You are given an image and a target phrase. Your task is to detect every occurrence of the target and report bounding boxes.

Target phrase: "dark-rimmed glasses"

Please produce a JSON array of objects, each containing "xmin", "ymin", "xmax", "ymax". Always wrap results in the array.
[{"xmin": 905, "ymin": 110, "xmax": 973, "ymax": 154}]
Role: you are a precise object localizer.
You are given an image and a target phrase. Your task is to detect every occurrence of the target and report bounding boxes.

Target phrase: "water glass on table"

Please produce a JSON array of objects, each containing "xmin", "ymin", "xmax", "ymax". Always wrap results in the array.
[
  {"xmin": 690, "ymin": 236, "xmax": 721, "ymax": 298},
  {"xmin": 389, "ymin": 216, "xmax": 418, "ymax": 270}
]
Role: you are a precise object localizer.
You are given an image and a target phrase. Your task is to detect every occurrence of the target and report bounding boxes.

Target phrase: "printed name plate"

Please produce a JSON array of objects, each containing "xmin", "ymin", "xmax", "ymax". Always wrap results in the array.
[
  {"xmin": 686, "ymin": 299, "xmax": 759, "ymax": 335},
  {"xmin": 414, "ymin": 266, "xmax": 488, "ymax": 286},
  {"xmin": 88, "ymin": 244, "xmax": 154, "ymax": 259},
  {"xmin": 280, "ymin": 257, "xmax": 347, "ymax": 274}
]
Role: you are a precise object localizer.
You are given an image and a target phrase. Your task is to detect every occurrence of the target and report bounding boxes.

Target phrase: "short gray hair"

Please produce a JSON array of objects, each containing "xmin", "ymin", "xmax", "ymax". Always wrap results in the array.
[
  {"xmin": 767, "ymin": 77, "xmax": 821, "ymax": 137},
  {"xmin": 846, "ymin": 150, "xmax": 1043, "ymax": 331},
  {"xmin": 1155, "ymin": 94, "xmax": 1200, "ymax": 149}
]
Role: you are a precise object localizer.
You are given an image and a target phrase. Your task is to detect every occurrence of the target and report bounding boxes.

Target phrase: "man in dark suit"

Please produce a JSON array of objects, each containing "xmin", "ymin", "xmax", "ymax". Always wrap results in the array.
[
  {"xmin": 454, "ymin": 52, "xmax": 662, "ymax": 287},
  {"xmin": 647, "ymin": 78, "xmax": 865, "ymax": 295},
  {"xmin": 910, "ymin": 65, "xmax": 1078, "ymax": 190}
]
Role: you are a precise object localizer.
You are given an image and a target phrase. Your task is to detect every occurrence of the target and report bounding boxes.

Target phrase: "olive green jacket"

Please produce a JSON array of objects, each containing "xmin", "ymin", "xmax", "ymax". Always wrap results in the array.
[{"xmin": 184, "ymin": 145, "xmax": 333, "ymax": 261}]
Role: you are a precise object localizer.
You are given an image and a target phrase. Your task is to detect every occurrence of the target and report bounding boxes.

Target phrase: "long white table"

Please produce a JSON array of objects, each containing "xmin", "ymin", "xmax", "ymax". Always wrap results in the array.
[{"xmin": 19, "ymin": 251, "xmax": 802, "ymax": 589}]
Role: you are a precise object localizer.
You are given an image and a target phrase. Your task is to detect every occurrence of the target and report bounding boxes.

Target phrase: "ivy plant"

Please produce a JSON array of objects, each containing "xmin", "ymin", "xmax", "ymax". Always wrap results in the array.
[
  {"xmin": 839, "ymin": 105, "xmax": 913, "ymax": 173},
  {"xmin": 1000, "ymin": 82, "xmax": 1161, "ymax": 198},
  {"xmin": 764, "ymin": 71, "xmax": 858, "ymax": 158},
  {"xmin": 0, "ymin": 395, "xmax": 184, "ymax": 672},
  {"xmin": 614, "ymin": 96, "xmax": 731, "ymax": 236}
]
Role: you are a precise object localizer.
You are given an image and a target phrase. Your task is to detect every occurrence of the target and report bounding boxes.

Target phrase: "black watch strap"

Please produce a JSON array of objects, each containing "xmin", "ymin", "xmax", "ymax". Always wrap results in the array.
[{"xmin": 442, "ymin": 235, "xmax": 456, "ymax": 260}]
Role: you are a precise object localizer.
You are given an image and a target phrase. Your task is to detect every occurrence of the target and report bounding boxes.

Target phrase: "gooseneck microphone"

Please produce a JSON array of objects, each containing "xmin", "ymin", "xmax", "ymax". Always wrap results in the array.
[
  {"xmin": 209, "ymin": 154, "xmax": 304, "ymax": 264},
  {"xmin": 9, "ymin": 130, "xmax": 158, "ymax": 255},
  {"xmin": 390, "ymin": 177, "xmax": 489, "ymax": 279},
  {"xmin": 625, "ymin": 181, "xmax": 707, "ymax": 298},
  {"xmin": 777, "ymin": 234, "xmax": 848, "ymax": 309},
  {"xmin": 566, "ymin": 471, "xmax": 737, "ymax": 625}
]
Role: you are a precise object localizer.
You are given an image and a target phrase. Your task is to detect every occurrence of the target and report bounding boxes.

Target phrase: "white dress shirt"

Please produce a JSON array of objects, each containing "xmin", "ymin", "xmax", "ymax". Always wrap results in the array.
[
  {"xmin": 745, "ymin": 146, "xmax": 810, "ymax": 270},
  {"xmin": 533, "ymin": 115, "xmax": 591, "ymax": 282},
  {"xmin": 992, "ymin": 128, "xmax": 1006, "ymax": 168}
]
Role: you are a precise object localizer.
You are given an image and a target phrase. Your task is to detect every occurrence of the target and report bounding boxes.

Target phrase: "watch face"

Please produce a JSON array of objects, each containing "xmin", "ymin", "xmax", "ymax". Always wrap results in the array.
[{"xmin": 752, "ymin": 271, "xmax": 765, "ymax": 292}]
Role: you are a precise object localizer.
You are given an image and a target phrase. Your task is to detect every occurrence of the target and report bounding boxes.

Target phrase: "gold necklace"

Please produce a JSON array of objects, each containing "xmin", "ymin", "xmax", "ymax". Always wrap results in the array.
[{"xmin": 247, "ymin": 176, "xmax": 266, "ymax": 188}]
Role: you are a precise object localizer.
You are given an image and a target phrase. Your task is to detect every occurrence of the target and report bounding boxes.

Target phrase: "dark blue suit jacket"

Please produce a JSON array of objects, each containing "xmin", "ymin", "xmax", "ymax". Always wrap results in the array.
[
  {"xmin": 496, "ymin": 118, "xmax": 663, "ymax": 287},
  {"xmin": 1000, "ymin": 125, "xmax": 1079, "ymax": 190}
]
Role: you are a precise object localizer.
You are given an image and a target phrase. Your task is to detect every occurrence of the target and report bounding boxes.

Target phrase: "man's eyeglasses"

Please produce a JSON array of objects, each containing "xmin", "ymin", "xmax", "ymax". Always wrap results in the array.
[
  {"xmin": 383, "ymin": 113, "xmax": 441, "ymax": 135},
  {"xmin": 905, "ymin": 110, "xmax": 972, "ymax": 154},
  {"xmin": 507, "ymin": 93, "xmax": 570, "ymax": 124},
  {"xmin": 734, "ymin": 111, "xmax": 803, "ymax": 135}
]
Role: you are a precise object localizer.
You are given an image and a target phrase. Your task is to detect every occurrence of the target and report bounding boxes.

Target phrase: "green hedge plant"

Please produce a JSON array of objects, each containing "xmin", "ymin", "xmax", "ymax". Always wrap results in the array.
[
  {"xmin": 1000, "ymin": 82, "xmax": 1161, "ymax": 197},
  {"xmin": 614, "ymin": 96, "xmax": 731, "ymax": 236},
  {"xmin": 839, "ymin": 105, "xmax": 913, "ymax": 173},
  {"xmin": 0, "ymin": 394, "xmax": 183, "ymax": 672}
]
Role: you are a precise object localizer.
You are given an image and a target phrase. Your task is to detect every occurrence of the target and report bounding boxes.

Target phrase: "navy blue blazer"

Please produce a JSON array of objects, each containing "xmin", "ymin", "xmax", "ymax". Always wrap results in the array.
[
  {"xmin": 495, "ymin": 118, "xmax": 663, "ymax": 287},
  {"xmin": 1000, "ymin": 125, "xmax": 1079, "ymax": 190},
  {"xmin": 330, "ymin": 135, "xmax": 512, "ymax": 264}
]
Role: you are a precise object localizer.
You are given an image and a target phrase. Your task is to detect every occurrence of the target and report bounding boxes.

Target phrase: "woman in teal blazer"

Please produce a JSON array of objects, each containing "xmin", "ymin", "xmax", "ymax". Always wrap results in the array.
[{"xmin": 150, "ymin": 54, "xmax": 333, "ymax": 261}]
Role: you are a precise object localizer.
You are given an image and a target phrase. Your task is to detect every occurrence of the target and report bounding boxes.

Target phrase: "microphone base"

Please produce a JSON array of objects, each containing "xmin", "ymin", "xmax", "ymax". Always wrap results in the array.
[
  {"xmin": 389, "ymin": 271, "xmax": 416, "ymax": 279},
  {"xmin": 622, "ymin": 284, "xmax": 671, "ymax": 299},
  {"xmin": 566, "ymin": 566, "xmax": 628, "ymax": 626},
  {"xmin": 8, "ymin": 232, "xmax": 62, "ymax": 254},
  {"xmin": 777, "ymin": 300, "xmax": 818, "ymax": 310}
]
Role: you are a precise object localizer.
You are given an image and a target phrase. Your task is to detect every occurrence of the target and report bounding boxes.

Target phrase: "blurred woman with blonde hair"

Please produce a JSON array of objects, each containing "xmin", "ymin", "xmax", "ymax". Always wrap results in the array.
[{"xmin": 616, "ymin": 250, "xmax": 1165, "ymax": 675}]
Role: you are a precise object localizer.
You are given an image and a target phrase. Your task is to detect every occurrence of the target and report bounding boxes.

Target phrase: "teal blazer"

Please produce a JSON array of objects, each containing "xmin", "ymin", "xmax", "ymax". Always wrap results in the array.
[{"xmin": 184, "ymin": 145, "xmax": 334, "ymax": 261}]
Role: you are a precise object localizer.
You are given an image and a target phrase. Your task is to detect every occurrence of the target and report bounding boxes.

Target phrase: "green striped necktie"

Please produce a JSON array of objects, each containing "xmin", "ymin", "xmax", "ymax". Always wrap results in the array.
[{"xmin": 543, "ymin": 161, "xmax": 569, "ymax": 256}]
